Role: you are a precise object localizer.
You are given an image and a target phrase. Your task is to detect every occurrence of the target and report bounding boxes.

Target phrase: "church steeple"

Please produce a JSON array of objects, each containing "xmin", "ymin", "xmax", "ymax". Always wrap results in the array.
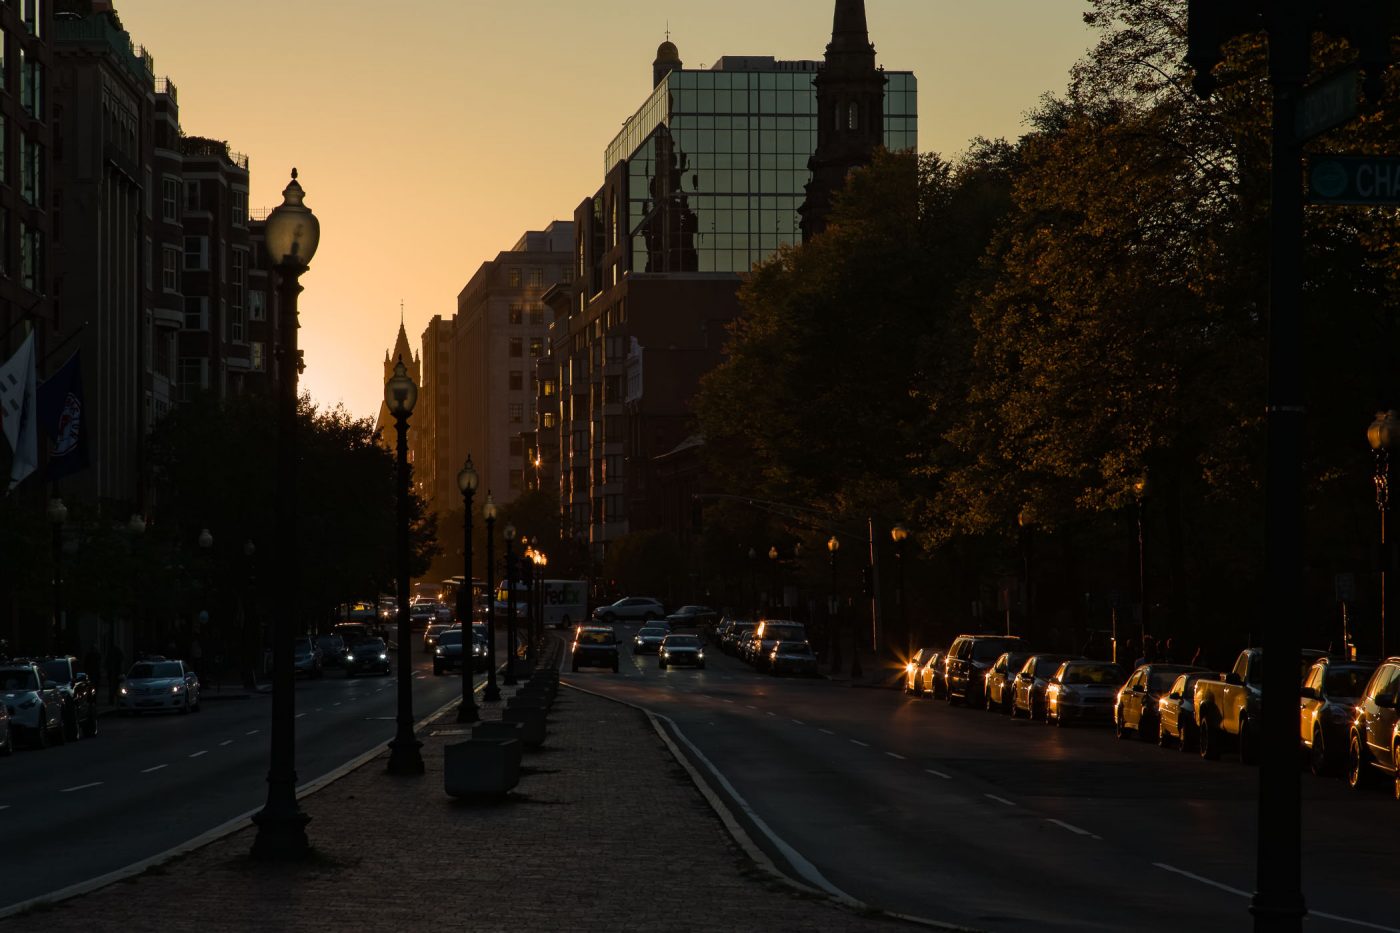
[{"xmin": 800, "ymin": 0, "xmax": 886, "ymax": 240}]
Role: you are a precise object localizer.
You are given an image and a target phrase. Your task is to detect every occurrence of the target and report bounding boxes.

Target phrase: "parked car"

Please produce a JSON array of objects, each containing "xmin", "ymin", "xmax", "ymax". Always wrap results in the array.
[
  {"xmin": 722, "ymin": 622, "xmax": 757, "ymax": 656},
  {"xmin": 921, "ymin": 651, "xmax": 947, "ymax": 698},
  {"xmin": 633, "ymin": 626, "xmax": 669, "ymax": 655},
  {"xmin": 943, "ymin": 634, "xmax": 1022, "ymax": 705},
  {"xmin": 0, "ymin": 662, "xmax": 65, "ymax": 746},
  {"xmin": 1156, "ymin": 671, "xmax": 1217, "ymax": 751},
  {"xmin": 750, "ymin": 621, "xmax": 808, "ymax": 671},
  {"xmin": 905, "ymin": 646, "xmax": 938, "ymax": 695},
  {"xmin": 315, "ymin": 634, "xmax": 348, "ymax": 669},
  {"xmin": 1045, "ymin": 660, "xmax": 1127, "ymax": 726},
  {"xmin": 292, "ymin": 637, "xmax": 324, "ymax": 679},
  {"xmin": 984, "ymin": 651, "xmax": 1032, "ymax": 713},
  {"xmin": 0, "ymin": 701, "xmax": 11, "ymax": 756},
  {"xmin": 118, "ymin": 659, "xmax": 201, "ymax": 716},
  {"xmin": 658, "ymin": 634, "xmax": 705, "ymax": 669},
  {"xmin": 344, "ymin": 638, "xmax": 392, "ymax": 677},
  {"xmin": 1115, "ymin": 664, "xmax": 1206, "ymax": 741},
  {"xmin": 592, "ymin": 597, "xmax": 666, "ymax": 624},
  {"xmin": 769, "ymin": 641, "xmax": 820, "ymax": 677},
  {"xmin": 33, "ymin": 655, "xmax": 98, "ymax": 740},
  {"xmin": 423, "ymin": 622, "xmax": 453, "ymax": 653},
  {"xmin": 571, "ymin": 626, "xmax": 620, "ymax": 672},
  {"xmin": 1010, "ymin": 654, "xmax": 1077, "ymax": 720},
  {"xmin": 1300, "ymin": 657, "xmax": 1374, "ymax": 776},
  {"xmin": 1346, "ymin": 657, "xmax": 1400, "ymax": 794}
]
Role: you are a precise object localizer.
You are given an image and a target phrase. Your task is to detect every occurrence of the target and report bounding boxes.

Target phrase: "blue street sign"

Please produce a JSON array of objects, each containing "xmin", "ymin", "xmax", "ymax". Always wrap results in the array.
[{"xmin": 1308, "ymin": 156, "xmax": 1400, "ymax": 206}]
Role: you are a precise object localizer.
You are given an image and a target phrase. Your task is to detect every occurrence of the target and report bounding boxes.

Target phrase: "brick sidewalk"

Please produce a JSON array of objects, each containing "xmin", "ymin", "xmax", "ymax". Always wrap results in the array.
[{"xmin": 5, "ymin": 683, "xmax": 910, "ymax": 932}]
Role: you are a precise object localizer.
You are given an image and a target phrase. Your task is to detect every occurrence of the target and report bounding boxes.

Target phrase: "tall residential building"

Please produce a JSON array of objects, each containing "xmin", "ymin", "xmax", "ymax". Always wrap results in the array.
[
  {"xmin": 148, "ymin": 77, "xmax": 183, "ymax": 424},
  {"xmin": 554, "ymin": 0, "xmax": 914, "ymax": 563},
  {"xmin": 419, "ymin": 313, "xmax": 453, "ymax": 513},
  {"xmin": 450, "ymin": 222, "xmax": 573, "ymax": 506}
]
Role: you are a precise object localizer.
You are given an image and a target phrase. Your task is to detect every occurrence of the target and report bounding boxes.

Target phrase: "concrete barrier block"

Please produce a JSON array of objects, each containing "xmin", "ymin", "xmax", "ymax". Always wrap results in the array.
[{"xmin": 444, "ymin": 739, "xmax": 521, "ymax": 800}]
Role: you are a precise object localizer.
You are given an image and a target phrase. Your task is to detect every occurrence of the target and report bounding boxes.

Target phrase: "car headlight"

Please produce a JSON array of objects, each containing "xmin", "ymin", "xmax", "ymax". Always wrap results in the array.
[
  {"xmin": 119, "ymin": 687, "xmax": 128, "ymax": 695},
  {"xmin": 172, "ymin": 685, "xmax": 183, "ymax": 693},
  {"xmin": 436, "ymin": 648, "xmax": 445, "ymax": 656},
  {"xmin": 379, "ymin": 653, "xmax": 389, "ymax": 661},
  {"xmin": 697, "ymin": 651, "xmax": 705, "ymax": 660}
]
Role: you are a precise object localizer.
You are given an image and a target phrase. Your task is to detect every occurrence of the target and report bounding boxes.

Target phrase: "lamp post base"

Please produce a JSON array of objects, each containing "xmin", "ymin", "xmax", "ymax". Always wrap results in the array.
[
  {"xmin": 250, "ymin": 805, "xmax": 311, "ymax": 860},
  {"xmin": 456, "ymin": 686, "xmax": 480, "ymax": 723},
  {"xmin": 1250, "ymin": 893, "xmax": 1307, "ymax": 930},
  {"xmin": 386, "ymin": 736, "xmax": 425, "ymax": 775}
]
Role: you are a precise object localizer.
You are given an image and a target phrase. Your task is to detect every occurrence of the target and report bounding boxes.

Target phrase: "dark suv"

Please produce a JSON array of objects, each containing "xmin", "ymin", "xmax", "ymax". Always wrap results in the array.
[
  {"xmin": 572, "ymin": 626, "xmax": 620, "ymax": 673},
  {"xmin": 943, "ymin": 635, "xmax": 1022, "ymax": 706},
  {"xmin": 33, "ymin": 655, "xmax": 98, "ymax": 740},
  {"xmin": 1347, "ymin": 657, "xmax": 1400, "ymax": 796}
]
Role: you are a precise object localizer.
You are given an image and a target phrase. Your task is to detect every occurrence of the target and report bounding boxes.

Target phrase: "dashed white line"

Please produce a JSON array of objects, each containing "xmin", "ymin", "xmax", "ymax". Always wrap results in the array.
[
  {"xmin": 295, "ymin": 713, "xmax": 306, "ymax": 719},
  {"xmin": 0, "ymin": 805, "xmax": 9, "ymax": 811},
  {"xmin": 791, "ymin": 718, "xmax": 805, "ymax": 725},
  {"xmin": 315, "ymin": 708, "xmax": 324, "ymax": 713},
  {"xmin": 765, "ymin": 711, "xmax": 776, "ymax": 717},
  {"xmin": 60, "ymin": 782, "xmax": 103, "ymax": 793},
  {"xmin": 850, "ymin": 739, "xmax": 870, "ymax": 747},
  {"xmin": 819, "ymin": 728, "xmax": 835, "ymax": 735},
  {"xmin": 722, "ymin": 699, "xmax": 734, "ymax": 704},
  {"xmin": 984, "ymin": 794, "xmax": 1016, "ymax": 807},
  {"xmin": 189, "ymin": 751, "xmax": 207, "ymax": 759},
  {"xmin": 141, "ymin": 765, "xmax": 167, "ymax": 774},
  {"xmin": 1046, "ymin": 819, "xmax": 1099, "ymax": 839},
  {"xmin": 925, "ymin": 769, "xmax": 952, "ymax": 780},
  {"xmin": 885, "ymin": 751, "xmax": 906, "ymax": 760},
  {"xmin": 333, "ymin": 702, "xmax": 342, "ymax": 707},
  {"xmin": 245, "ymin": 729, "xmax": 260, "ymax": 736},
  {"xmin": 744, "ymin": 705, "xmax": 758, "ymax": 710},
  {"xmin": 219, "ymin": 740, "xmax": 233, "ymax": 747}
]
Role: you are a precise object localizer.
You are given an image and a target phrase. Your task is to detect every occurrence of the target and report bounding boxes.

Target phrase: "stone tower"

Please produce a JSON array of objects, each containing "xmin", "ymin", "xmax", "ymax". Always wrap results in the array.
[{"xmin": 799, "ymin": 0, "xmax": 887, "ymax": 240}]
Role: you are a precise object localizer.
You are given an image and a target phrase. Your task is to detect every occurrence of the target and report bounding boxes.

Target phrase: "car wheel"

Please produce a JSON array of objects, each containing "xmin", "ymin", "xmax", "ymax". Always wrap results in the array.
[
  {"xmin": 1348, "ymin": 734, "xmax": 1373, "ymax": 790},
  {"xmin": 611, "ymin": 662, "xmax": 620, "ymax": 673},
  {"xmin": 179, "ymin": 697, "xmax": 190, "ymax": 715},
  {"xmin": 1179, "ymin": 722, "xmax": 1194, "ymax": 753},
  {"xmin": 1115, "ymin": 709, "xmax": 1129, "ymax": 740},
  {"xmin": 1239, "ymin": 717, "xmax": 1259, "ymax": 766},
  {"xmin": 1309, "ymin": 727, "xmax": 1329, "ymax": 777},
  {"xmin": 1138, "ymin": 713, "xmax": 1157, "ymax": 742},
  {"xmin": 1200, "ymin": 716, "xmax": 1221, "ymax": 760},
  {"xmin": 63, "ymin": 705, "xmax": 80, "ymax": 742},
  {"xmin": 985, "ymin": 691, "xmax": 995, "ymax": 712}
]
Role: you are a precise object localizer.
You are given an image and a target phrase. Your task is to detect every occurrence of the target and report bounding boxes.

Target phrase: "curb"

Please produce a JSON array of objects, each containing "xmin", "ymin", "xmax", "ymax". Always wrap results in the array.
[
  {"xmin": 0, "ymin": 684, "xmax": 476, "ymax": 921},
  {"xmin": 562, "ymin": 679, "xmax": 982, "ymax": 932}
]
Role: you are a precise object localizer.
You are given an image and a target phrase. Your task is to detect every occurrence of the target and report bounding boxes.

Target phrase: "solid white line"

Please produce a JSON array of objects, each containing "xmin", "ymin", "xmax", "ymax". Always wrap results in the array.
[
  {"xmin": 925, "ymin": 769, "xmax": 953, "ymax": 780},
  {"xmin": 1310, "ymin": 912, "xmax": 1400, "ymax": 932},
  {"xmin": 885, "ymin": 751, "xmax": 906, "ymax": 760},
  {"xmin": 791, "ymin": 718, "xmax": 805, "ymax": 725},
  {"xmin": 188, "ymin": 751, "xmax": 207, "ymax": 759},
  {"xmin": 60, "ymin": 782, "xmax": 102, "ymax": 793},
  {"xmin": 1153, "ymin": 863, "xmax": 1250, "ymax": 898},
  {"xmin": 850, "ymin": 739, "xmax": 869, "ymax": 747},
  {"xmin": 140, "ymin": 765, "xmax": 167, "ymax": 774},
  {"xmin": 1046, "ymin": 819, "xmax": 1097, "ymax": 838},
  {"xmin": 219, "ymin": 740, "xmax": 233, "ymax": 747},
  {"xmin": 984, "ymin": 794, "xmax": 1016, "ymax": 807}
]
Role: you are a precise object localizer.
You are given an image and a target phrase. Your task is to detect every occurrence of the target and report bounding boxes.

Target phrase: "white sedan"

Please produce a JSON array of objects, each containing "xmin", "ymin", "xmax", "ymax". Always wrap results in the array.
[{"xmin": 118, "ymin": 659, "xmax": 202, "ymax": 715}]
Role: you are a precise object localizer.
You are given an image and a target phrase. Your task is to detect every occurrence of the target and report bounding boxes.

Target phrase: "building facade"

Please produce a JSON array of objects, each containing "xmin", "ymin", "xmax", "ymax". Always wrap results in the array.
[
  {"xmin": 418, "ymin": 313, "xmax": 452, "ymax": 513},
  {"xmin": 553, "ymin": 6, "xmax": 915, "ymax": 564}
]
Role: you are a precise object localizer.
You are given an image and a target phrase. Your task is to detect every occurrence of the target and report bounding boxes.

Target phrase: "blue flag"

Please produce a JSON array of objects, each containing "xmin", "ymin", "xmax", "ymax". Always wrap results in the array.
[{"xmin": 38, "ymin": 351, "xmax": 88, "ymax": 479}]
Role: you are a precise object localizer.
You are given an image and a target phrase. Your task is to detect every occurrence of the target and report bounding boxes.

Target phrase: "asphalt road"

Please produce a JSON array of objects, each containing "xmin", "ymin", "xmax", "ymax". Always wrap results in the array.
[
  {"xmin": 568, "ymin": 624, "xmax": 1398, "ymax": 933},
  {"xmin": 1, "ymin": 648, "xmax": 467, "ymax": 912}
]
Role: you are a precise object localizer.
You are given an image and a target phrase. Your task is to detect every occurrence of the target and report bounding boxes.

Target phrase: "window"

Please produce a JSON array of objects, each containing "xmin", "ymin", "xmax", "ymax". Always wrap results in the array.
[
  {"xmin": 19, "ymin": 47, "xmax": 40, "ymax": 118},
  {"xmin": 508, "ymin": 403, "xmax": 523, "ymax": 424},
  {"xmin": 542, "ymin": 412, "xmax": 556, "ymax": 429},
  {"xmin": 231, "ymin": 189, "xmax": 247, "ymax": 227},
  {"xmin": 0, "ymin": 115, "xmax": 6, "ymax": 183},
  {"xmin": 507, "ymin": 268, "xmax": 522, "ymax": 287},
  {"xmin": 509, "ymin": 436, "xmax": 523, "ymax": 456},
  {"xmin": 162, "ymin": 177, "xmax": 179, "ymax": 222},
  {"xmin": 509, "ymin": 337, "xmax": 523, "ymax": 358},
  {"xmin": 19, "ymin": 133, "xmax": 40, "ymax": 205},
  {"xmin": 23, "ymin": 0, "xmax": 40, "ymax": 37},
  {"xmin": 543, "ymin": 379, "xmax": 556, "ymax": 398},
  {"xmin": 530, "ymin": 338, "xmax": 543, "ymax": 358},
  {"xmin": 848, "ymin": 102, "xmax": 859, "ymax": 130},
  {"xmin": 509, "ymin": 303, "xmax": 522, "ymax": 325},
  {"xmin": 183, "ymin": 296, "xmax": 208, "ymax": 331},
  {"xmin": 509, "ymin": 471, "xmax": 522, "ymax": 491},
  {"xmin": 528, "ymin": 304, "xmax": 544, "ymax": 326},
  {"xmin": 528, "ymin": 267, "xmax": 543, "ymax": 287},
  {"xmin": 562, "ymin": 265, "xmax": 574, "ymax": 284},
  {"xmin": 185, "ymin": 181, "xmax": 200, "ymax": 211},
  {"xmin": 152, "ymin": 328, "xmax": 173, "ymax": 379},
  {"xmin": 162, "ymin": 246, "xmax": 180, "ymax": 292},
  {"xmin": 19, "ymin": 222, "xmax": 40, "ymax": 293},
  {"xmin": 178, "ymin": 357, "xmax": 208, "ymax": 401},
  {"xmin": 230, "ymin": 249, "xmax": 247, "ymax": 340},
  {"xmin": 248, "ymin": 290, "xmax": 266, "ymax": 321},
  {"xmin": 509, "ymin": 370, "xmax": 523, "ymax": 391},
  {"xmin": 250, "ymin": 342, "xmax": 266, "ymax": 372},
  {"xmin": 184, "ymin": 236, "xmax": 208, "ymax": 270}
]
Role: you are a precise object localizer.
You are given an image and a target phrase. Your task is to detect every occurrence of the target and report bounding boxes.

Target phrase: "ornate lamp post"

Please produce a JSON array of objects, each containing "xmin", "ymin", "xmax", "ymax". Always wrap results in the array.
[
  {"xmin": 891, "ymin": 524, "xmax": 909, "ymax": 659},
  {"xmin": 1369, "ymin": 411, "xmax": 1400, "ymax": 657},
  {"xmin": 456, "ymin": 456, "xmax": 480, "ymax": 724},
  {"xmin": 252, "ymin": 168, "xmax": 320, "ymax": 859},
  {"xmin": 482, "ymin": 494, "xmax": 501, "ymax": 702},
  {"xmin": 47, "ymin": 497, "xmax": 67, "ymax": 653},
  {"xmin": 827, "ymin": 536, "xmax": 841, "ymax": 674},
  {"xmin": 384, "ymin": 359, "xmax": 423, "ymax": 776},
  {"xmin": 504, "ymin": 523, "xmax": 519, "ymax": 686},
  {"xmin": 520, "ymin": 540, "xmax": 536, "ymax": 670}
]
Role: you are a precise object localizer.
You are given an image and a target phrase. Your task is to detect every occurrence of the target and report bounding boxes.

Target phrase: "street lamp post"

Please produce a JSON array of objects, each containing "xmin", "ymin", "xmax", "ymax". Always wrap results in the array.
[
  {"xmin": 252, "ymin": 168, "xmax": 320, "ymax": 859},
  {"xmin": 891, "ymin": 524, "xmax": 909, "ymax": 660},
  {"xmin": 827, "ymin": 536, "xmax": 841, "ymax": 674},
  {"xmin": 1133, "ymin": 478, "xmax": 1148, "ymax": 651},
  {"xmin": 483, "ymin": 495, "xmax": 500, "ymax": 702},
  {"xmin": 768, "ymin": 545, "xmax": 779, "ymax": 612},
  {"xmin": 47, "ymin": 497, "xmax": 67, "ymax": 654},
  {"xmin": 456, "ymin": 456, "xmax": 480, "ymax": 724},
  {"xmin": 384, "ymin": 358, "xmax": 424, "ymax": 776},
  {"xmin": 504, "ymin": 524, "xmax": 519, "ymax": 686},
  {"xmin": 1369, "ymin": 412, "xmax": 1400, "ymax": 657}
]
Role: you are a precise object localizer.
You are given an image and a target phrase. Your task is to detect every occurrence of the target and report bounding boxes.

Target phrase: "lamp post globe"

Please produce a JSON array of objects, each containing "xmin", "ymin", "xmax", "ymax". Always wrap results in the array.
[
  {"xmin": 128, "ymin": 513, "xmax": 146, "ymax": 536},
  {"xmin": 458, "ymin": 456, "xmax": 479, "ymax": 495},
  {"xmin": 263, "ymin": 169, "xmax": 320, "ymax": 271},
  {"xmin": 385, "ymin": 359, "xmax": 418, "ymax": 417}
]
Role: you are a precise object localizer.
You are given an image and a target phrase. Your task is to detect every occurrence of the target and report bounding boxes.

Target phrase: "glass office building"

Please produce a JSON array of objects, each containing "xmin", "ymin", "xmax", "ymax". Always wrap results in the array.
[{"xmin": 607, "ymin": 58, "xmax": 917, "ymax": 275}]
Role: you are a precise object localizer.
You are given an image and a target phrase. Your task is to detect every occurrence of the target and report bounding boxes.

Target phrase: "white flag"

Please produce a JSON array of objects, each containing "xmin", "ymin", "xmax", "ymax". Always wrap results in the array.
[{"xmin": 0, "ymin": 331, "xmax": 38, "ymax": 491}]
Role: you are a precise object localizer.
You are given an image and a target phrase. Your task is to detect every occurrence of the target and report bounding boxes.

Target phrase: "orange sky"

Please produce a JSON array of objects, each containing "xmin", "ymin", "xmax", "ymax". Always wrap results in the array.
[{"xmin": 118, "ymin": 0, "xmax": 1094, "ymax": 419}]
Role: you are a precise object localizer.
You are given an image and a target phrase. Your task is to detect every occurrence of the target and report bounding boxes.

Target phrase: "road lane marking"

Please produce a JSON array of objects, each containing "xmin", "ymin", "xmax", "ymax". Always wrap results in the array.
[
  {"xmin": 791, "ymin": 718, "xmax": 805, "ymax": 725},
  {"xmin": 245, "ymin": 729, "xmax": 260, "ymax": 736},
  {"xmin": 141, "ymin": 765, "xmax": 167, "ymax": 774},
  {"xmin": 745, "ymin": 705, "xmax": 757, "ymax": 710},
  {"xmin": 766, "ymin": 711, "xmax": 776, "ymax": 717},
  {"xmin": 984, "ymin": 794, "xmax": 1016, "ymax": 807},
  {"xmin": 295, "ymin": 713, "xmax": 306, "ymax": 719},
  {"xmin": 819, "ymin": 728, "xmax": 835, "ymax": 735},
  {"xmin": 1310, "ymin": 912, "xmax": 1400, "ymax": 932},
  {"xmin": 315, "ymin": 708, "xmax": 323, "ymax": 712},
  {"xmin": 925, "ymin": 769, "xmax": 952, "ymax": 780},
  {"xmin": 1046, "ymin": 819, "xmax": 1098, "ymax": 839},
  {"xmin": 849, "ymin": 739, "xmax": 869, "ymax": 747},
  {"xmin": 1153, "ymin": 863, "xmax": 1248, "ymax": 898},
  {"xmin": 189, "ymin": 751, "xmax": 207, "ymax": 759},
  {"xmin": 885, "ymin": 752, "xmax": 905, "ymax": 760},
  {"xmin": 722, "ymin": 699, "xmax": 734, "ymax": 703},
  {"xmin": 60, "ymin": 782, "xmax": 103, "ymax": 793},
  {"xmin": 333, "ymin": 702, "xmax": 342, "ymax": 707},
  {"xmin": 219, "ymin": 740, "xmax": 233, "ymax": 747},
  {"xmin": 0, "ymin": 805, "xmax": 9, "ymax": 811}
]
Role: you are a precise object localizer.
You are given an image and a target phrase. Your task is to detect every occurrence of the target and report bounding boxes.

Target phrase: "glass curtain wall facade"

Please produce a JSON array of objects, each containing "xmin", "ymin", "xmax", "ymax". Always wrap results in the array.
[{"xmin": 609, "ymin": 65, "xmax": 916, "ymax": 275}]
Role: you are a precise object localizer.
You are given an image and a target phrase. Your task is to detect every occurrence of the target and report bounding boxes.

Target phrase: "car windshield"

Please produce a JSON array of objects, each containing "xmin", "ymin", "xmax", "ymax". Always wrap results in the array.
[
  {"xmin": 1032, "ymin": 656, "xmax": 1067, "ymax": 677},
  {"xmin": 356, "ymin": 640, "xmax": 385, "ymax": 652},
  {"xmin": 664, "ymin": 636, "xmax": 700, "ymax": 648},
  {"xmin": 778, "ymin": 643, "xmax": 814, "ymax": 657},
  {"xmin": 40, "ymin": 659, "xmax": 72, "ymax": 683},
  {"xmin": 1324, "ymin": 668, "xmax": 1371, "ymax": 697},
  {"xmin": 1148, "ymin": 669, "xmax": 1195, "ymax": 692},
  {"xmin": 439, "ymin": 631, "xmax": 462, "ymax": 646},
  {"xmin": 1064, "ymin": 664, "xmax": 1126, "ymax": 685},
  {"xmin": 0, "ymin": 669, "xmax": 39, "ymax": 691},
  {"xmin": 130, "ymin": 662, "xmax": 183, "ymax": 679},
  {"xmin": 972, "ymin": 640, "xmax": 1016, "ymax": 661},
  {"xmin": 578, "ymin": 631, "xmax": 614, "ymax": 645},
  {"xmin": 639, "ymin": 628, "xmax": 665, "ymax": 638}
]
